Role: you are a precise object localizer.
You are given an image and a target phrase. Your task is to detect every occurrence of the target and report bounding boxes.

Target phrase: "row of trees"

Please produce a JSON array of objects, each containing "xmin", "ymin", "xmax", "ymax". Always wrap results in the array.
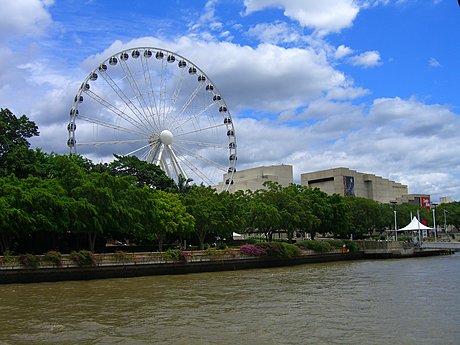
[{"xmin": 1, "ymin": 108, "xmax": 459, "ymax": 255}]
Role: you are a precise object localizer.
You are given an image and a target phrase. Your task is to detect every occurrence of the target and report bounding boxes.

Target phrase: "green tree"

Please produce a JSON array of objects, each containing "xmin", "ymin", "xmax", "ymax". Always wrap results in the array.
[
  {"xmin": 343, "ymin": 196, "xmax": 389, "ymax": 239},
  {"xmin": 0, "ymin": 108, "xmax": 39, "ymax": 159},
  {"xmin": 132, "ymin": 188, "xmax": 194, "ymax": 251},
  {"xmin": 108, "ymin": 154, "xmax": 176, "ymax": 190},
  {"xmin": 182, "ymin": 185, "xmax": 226, "ymax": 249},
  {"xmin": 0, "ymin": 109, "xmax": 40, "ymax": 178},
  {"xmin": 246, "ymin": 188, "xmax": 281, "ymax": 241}
]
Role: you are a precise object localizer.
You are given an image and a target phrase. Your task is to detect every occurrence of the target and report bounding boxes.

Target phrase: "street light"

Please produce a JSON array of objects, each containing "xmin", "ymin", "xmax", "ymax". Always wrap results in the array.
[
  {"xmin": 432, "ymin": 203, "xmax": 438, "ymax": 241},
  {"xmin": 444, "ymin": 209, "xmax": 449, "ymax": 238},
  {"xmin": 390, "ymin": 201, "xmax": 398, "ymax": 241}
]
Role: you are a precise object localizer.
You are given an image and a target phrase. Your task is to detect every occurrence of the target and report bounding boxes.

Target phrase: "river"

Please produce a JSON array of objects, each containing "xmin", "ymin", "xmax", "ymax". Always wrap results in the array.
[{"xmin": 1, "ymin": 253, "xmax": 459, "ymax": 345}]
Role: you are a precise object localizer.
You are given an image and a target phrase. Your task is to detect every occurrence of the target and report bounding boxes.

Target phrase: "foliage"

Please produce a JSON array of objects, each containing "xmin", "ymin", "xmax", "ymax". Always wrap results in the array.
[
  {"xmin": 108, "ymin": 154, "xmax": 176, "ymax": 190},
  {"xmin": 297, "ymin": 240, "xmax": 333, "ymax": 253},
  {"xmin": 181, "ymin": 185, "xmax": 229, "ymax": 250},
  {"xmin": 69, "ymin": 250, "xmax": 96, "ymax": 266},
  {"xmin": 114, "ymin": 250, "xmax": 132, "ymax": 263},
  {"xmin": 342, "ymin": 240, "xmax": 359, "ymax": 253},
  {"xmin": 163, "ymin": 249, "xmax": 189, "ymax": 262},
  {"xmin": 239, "ymin": 242, "xmax": 300, "ymax": 257},
  {"xmin": 0, "ymin": 108, "xmax": 39, "ymax": 178},
  {"xmin": 279, "ymin": 242, "xmax": 301, "ymax": 257},
  {"xmin": 43, "ymin": 251, "xmax": 63, "ymax": 266},
  {"xmin": 3, "ymin": 108, "xmax": 460, "ymax": 255},
  {"xmin": 239, "ymin": 245, "xmax": 265, "ymax": 256},
  {"xmin": 325, "ymin": 239, "xmax": 344, "ymax": 248},
  {"xmin": 18, "ymin": 253, "xmax": 39, "ymax": 268}
]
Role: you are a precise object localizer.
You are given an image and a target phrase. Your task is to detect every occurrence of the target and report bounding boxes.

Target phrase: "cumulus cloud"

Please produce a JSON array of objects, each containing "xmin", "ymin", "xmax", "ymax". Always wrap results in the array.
[
  {"xmin": 0, "ymin": 0, "xmax": 53, "ymax": 41},
  {"xmin": 246, "ymin": 22, "xmax": 301, "ymax": 44},
  {"xmin": 349, "ymin": 50, "xmax": 381, "ymax": 68},
  {"xmin": 335, "ymin": 45, "xmax": 354, "ymax": 59},
  {"xmin": 86, "ymin": 37, "xmax": 351, "ymax": 116},
  {"xmin": 244, "ymin": 0, "xmax": 360, "ymax": 34}
]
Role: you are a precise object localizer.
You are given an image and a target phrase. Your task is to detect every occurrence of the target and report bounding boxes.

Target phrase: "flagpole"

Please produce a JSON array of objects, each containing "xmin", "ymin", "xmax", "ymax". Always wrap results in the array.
[{"xmin": 417, "ymin": 209, "xmax": 421, "ymax": 245}]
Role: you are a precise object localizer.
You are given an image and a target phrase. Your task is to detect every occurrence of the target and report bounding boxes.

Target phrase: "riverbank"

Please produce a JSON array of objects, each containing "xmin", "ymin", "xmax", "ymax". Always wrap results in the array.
[{"xmin": 0, "ymin": 247, "xmax": 453, "ymax": 284}]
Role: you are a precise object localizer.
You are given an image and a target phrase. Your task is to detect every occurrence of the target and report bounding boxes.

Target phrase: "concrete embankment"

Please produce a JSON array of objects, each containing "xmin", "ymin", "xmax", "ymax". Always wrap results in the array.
[{"xmin": 0, "ymin": 248, "xmax": 453, "ymax": 284}]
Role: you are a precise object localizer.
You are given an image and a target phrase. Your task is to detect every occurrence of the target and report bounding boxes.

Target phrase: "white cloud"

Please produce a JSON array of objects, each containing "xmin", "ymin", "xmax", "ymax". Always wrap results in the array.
[
  {"xmin": 244, "ymin": 0, "xmax": 360, "ymax": 34},
  {"xmin": 349, "ymin": 50, "xmax": 381, "ymax": 68},
  {"xmin": 0, "ymin": 0, "xmax": 53, "ymax": 41},
  {"xmin": 87, "ymin": 37, "xmax": 351, "ymax": 116},
  {"xmin": 335, "ymin": 45, "xmax": 354, "ymax": 59},
  {"xmin": 246, "ymin": 22, "xmax": 301, "ymax": 44},
  {"xmin": 429, "ymin": 57, "xmax": 441, "ymax": 68}
]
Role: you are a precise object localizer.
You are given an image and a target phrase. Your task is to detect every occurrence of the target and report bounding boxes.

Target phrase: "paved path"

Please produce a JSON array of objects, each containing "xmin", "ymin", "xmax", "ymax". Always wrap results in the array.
[{"xmin": 421, "ymin": 242, "xmax": 460, "ymax": 250}]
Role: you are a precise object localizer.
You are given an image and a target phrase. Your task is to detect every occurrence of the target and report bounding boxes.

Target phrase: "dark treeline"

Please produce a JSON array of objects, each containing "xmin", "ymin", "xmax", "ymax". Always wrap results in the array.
[{"xmin": 1, "ymin": 108, "xmax": 459, "ymax": 255}]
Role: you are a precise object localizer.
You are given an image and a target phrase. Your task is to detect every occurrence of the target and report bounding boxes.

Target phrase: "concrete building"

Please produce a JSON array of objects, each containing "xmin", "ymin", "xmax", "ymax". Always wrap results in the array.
[
  {"xmin": 440, "ymin": 196, "xmax": 453, "ymax": 204},
  {"xmin": 216, "ymin": 164, "xmax": 293, "ymax": 192},
  {"xmin": 396, "ymin": 194, "xmax": 431, "ymax": 209},
  {"xmin": 300, "ymin": 167, "xmax": 408, "ymax": 203}
]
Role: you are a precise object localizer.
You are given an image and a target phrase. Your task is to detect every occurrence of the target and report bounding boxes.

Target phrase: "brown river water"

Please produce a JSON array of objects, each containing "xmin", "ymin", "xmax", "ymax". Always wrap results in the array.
[{"xmin": 1, "ymin": 253, "xmax": 459, "ymax": 345}]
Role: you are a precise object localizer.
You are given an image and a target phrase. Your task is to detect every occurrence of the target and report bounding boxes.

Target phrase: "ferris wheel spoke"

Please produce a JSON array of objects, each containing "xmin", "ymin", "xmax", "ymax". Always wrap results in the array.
[
  {"xmin": 119, "ymin": 59, "xmax": 157, "ymax": 132},
  {"xmin": 171, "ymin": 100, "xmax": 218, "ymax": 133},
  {"xmin": 175, "ymin": 138, "xmax": 227, "ymax": 149},
  {"xmin": 174, "ymin": 80, "xmax": 205, "ymax": 124},
  {"xmin": 175, "ymin": 123, "xmax": 226, "ymax": 137},
  {"xmin": 171, "ymin": 151, "xmax": 214, "ymax": 186},
  {"xmin": 159, "ymin": 58, "xmax": 168, "ymax": 128},
  {"xmin": 125, "ymin": 141, "xmax": 157, "ymax": 156},
  {"xmin": 77, "ymin": 139, "xmax": 147, "ymax": 146},
  {"xmin": 174, "ymin": 143, "xmax": 227, "ymax": 171},
  {"xmin": 98, "ymin": 70, "xmax": 154, "ymax": 130},
  {"xmin": 140, "ymin": 55, "xmax": 161, "ymax": 129},
  {"xmin": 166, "ymin": 67, "xmax": 187, "ymax": 119},
  {"xmin": 84, "ymin": 90, "xmax": 147, "ymax": 132},
  {"xmin": 78, "ymin": 114, "xmax": 147, "ymax": 137}
]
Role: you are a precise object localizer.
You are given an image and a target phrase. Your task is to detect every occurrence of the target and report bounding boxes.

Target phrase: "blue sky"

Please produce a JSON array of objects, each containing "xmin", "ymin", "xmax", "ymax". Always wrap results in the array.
[{"xmin": 0, "ymin": 0, "xmax": 459, "ymax": 201}]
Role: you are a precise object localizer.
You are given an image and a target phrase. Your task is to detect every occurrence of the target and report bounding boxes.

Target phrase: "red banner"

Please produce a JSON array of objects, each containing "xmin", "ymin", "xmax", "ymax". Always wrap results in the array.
[{"xmin": 421, "ymin": 196, "xmax": 431, "ymax": 210}]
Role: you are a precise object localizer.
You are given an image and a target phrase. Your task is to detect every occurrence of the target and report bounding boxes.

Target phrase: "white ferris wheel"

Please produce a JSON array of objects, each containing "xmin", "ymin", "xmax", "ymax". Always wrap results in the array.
[{"xmin": 67, "ymin": 47, "xmax": 237, "ymax": 189}]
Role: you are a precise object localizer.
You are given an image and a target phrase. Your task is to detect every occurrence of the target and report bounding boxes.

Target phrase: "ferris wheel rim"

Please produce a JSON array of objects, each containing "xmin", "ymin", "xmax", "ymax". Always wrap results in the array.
[{"xmin": 67, "ymin": 46, "xmax": 237, "ymax": 190}]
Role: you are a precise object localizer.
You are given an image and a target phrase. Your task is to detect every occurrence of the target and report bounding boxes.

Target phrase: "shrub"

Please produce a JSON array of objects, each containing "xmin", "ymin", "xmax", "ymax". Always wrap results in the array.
[
  {"xmin": 216, "ymin": 242, "xmax": 227, "ymax": 250},
  {"xmin": 114, "ymin": 250, "xmax": 131, "ymax": 264},
  {"xmin": 297, "ymin": 240, "xmax": 333, "ymax": 253},
  {"xmin": 164, "ymin": 248, "xmax": 181, "ymax": 261},
  {"xmin": 325, "ymin": 240, "xmax": 343, "ymax": 249},
  {"xmin": 342, "ymin": 240, "xmax": 359, "ymax": 253},
  {"xmin": 240, "ymin": 243, "xmax": 300, "ymax": 257},
  {"xmin": 239, "ymin": 245, "xmax": 265, "ymax": 256},
  {"xmin": 1, "ymin": 250, "xmax": 16, "ymax": 264},
  {"xmin": 18, "ymin": 253, "xmax": 40, "ymax": 268},
  {"xmin": 280, "ymin": 242, "xmax": 301, "ymax": 257},
  {"xmin": 43, "ymin": 251, "xmax": 63, "ymax": 267},
  {"xmin": 70, "ymin": 250, "xmax": 96, "ymax": 267}
]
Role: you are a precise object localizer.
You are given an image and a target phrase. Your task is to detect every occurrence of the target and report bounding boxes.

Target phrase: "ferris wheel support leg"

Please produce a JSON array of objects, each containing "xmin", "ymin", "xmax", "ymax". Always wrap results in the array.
[{"xmin": 166, "ymin": 145, "xmax": 188, "ymax": 181}]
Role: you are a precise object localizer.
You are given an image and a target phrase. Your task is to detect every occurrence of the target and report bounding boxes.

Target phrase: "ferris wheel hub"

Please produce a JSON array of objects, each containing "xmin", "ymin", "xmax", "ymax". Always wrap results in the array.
[{"xmin": 159, "ymin": 129, "xmax": 174, "ymax": 145}]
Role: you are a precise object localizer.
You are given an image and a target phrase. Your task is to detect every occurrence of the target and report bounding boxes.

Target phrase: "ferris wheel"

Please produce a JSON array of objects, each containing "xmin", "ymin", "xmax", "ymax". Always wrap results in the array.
[{"xmin": 67, "ymin": 47, "xmax": 236, "ymax": 189}]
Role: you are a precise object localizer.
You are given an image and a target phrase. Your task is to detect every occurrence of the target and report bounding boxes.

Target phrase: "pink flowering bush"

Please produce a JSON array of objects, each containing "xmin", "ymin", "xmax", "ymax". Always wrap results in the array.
[{"xmin": 239, "ymin": 245, "xmax": 265, "ymax": 256}]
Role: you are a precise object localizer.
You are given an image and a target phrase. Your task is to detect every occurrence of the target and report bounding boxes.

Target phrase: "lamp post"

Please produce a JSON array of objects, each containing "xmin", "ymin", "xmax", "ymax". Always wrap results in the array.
[
  {"xmin": 432, "ymin": 203, "xmax": 437, "ymax": 241},
  {"xmin": 390, "ymin": 201, "xmax": 398, "ymax": 241},
  {"xmin": 444, "ymin": 209, "xmax": 449, "ymax": 238}
]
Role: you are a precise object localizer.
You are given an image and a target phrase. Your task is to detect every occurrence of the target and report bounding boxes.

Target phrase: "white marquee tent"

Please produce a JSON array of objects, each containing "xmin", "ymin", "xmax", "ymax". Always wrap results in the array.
[{"xmin": 397, "ymin": 217, "xmax": 432, "ymax": 232}]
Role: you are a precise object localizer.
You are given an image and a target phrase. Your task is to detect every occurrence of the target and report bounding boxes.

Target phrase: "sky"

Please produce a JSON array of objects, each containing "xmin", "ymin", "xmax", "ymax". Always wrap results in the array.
[{"xmin": 0, "ymin": 0, "xmax": 459, "ymax": 202}]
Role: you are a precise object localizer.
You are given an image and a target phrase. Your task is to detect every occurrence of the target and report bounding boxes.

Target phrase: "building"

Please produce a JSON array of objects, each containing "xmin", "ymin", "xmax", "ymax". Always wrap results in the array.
[
  {"xmin": 300, "ymin": 167, "xmax": 408, "ymax": 203},
  {"xmin": 216, "ymin": 164, "xmax": 293, "ymax": 192},
  {"xmin": 396, "ymin": 193, "xmax": 431, "ymax": 209},
  {"xmin": 440, "ymin": 196, "xmax": 453, "ymax": 204}
]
